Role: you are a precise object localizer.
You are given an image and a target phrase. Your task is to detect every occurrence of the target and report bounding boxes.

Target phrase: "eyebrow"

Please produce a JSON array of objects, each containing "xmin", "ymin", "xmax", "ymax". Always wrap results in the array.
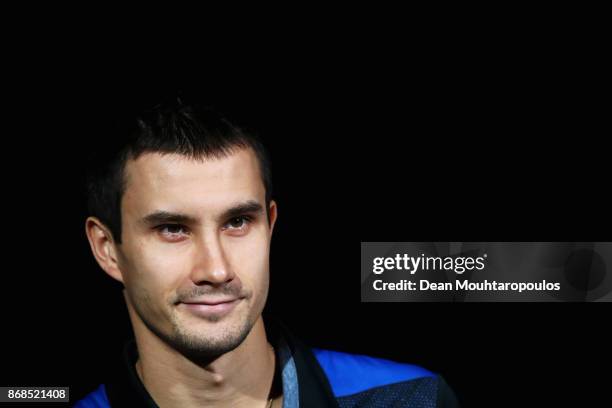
[
  {"xmin": 219, "ymin": 200, "xmax": 264, "ymax": 221},
  {"xmin": 140, "ymin": 200, "xmax": 264, "ymax": 226}
]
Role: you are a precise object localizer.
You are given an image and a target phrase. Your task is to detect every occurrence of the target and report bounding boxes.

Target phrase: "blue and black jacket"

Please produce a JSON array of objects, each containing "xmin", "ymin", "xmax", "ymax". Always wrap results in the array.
[{"xmin": 75, "ymin": 321, "xmax": 459, "ymax": 407}]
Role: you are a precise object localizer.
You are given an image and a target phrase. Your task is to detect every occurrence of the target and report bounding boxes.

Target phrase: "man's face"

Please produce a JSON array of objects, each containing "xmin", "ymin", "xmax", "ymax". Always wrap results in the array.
[{"xmin": 115, "ymin": 148, "xmax": 276, "ymax": 359}]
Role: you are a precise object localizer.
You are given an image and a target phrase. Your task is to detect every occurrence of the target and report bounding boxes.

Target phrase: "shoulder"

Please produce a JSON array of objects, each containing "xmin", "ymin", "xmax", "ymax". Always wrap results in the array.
[
  {"xmin": 311, "ymin": 348, "xmax": 460, "ymax": 407},
  {"xmin": 312, "ymin": 348, "xmax": 435, "ymax": 397},
  {"xmin": 73, "ymin": 384, "xmax": 110, "ymax": 408}
]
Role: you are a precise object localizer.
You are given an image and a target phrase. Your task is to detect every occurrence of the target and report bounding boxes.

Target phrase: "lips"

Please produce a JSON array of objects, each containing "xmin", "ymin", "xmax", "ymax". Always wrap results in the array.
[
  {"xmin": 182, "ymin": 298, "xmax": 238, "ymax": 305},
  {"xmin": 179, "ymin": 297, "xmax": 242, "ymax": 318}
]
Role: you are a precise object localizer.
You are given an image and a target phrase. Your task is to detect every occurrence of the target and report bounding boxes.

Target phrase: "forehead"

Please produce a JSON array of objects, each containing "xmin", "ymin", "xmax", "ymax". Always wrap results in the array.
[{"xmin": 122, "ymin": 148, "xmax": 264, "ymax": 217}]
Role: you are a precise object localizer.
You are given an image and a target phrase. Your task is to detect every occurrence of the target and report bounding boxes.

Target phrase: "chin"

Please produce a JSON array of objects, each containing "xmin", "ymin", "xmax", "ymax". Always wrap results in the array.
[{"xmin": 171, "ymin": 320, "xmax": 253, "ymax": 360}]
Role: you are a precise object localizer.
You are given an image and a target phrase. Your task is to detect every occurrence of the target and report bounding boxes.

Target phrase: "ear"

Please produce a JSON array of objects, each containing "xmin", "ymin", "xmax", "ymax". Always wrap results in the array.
[
  {"xmin": 84, "ymin": 216, "xmax": 125, "ymax": 283},
  {"xmin": 268, "ymin": 200, "xmax": 278, "ymax": 236}
]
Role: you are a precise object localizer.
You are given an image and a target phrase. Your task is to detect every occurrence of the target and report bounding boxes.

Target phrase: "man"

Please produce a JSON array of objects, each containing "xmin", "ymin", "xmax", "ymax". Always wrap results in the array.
[{"xmin": 76, "ymin": 101, "xmax": 459, "ymax": 407}]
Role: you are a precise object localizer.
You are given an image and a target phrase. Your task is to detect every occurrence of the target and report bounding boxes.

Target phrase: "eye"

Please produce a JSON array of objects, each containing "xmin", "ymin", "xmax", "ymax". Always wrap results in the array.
[
  {"xmin": 225, "ymin": 215, "xmax": 252, "ymax": 230},
  {"xmin": 156, "ymin": 224, "xmax": 189, "ymax": 240}
]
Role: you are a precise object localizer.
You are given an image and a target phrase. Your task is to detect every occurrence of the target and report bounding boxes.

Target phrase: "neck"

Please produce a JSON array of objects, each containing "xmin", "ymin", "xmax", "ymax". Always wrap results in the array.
[{"xmin": 132, "ymin": 316, "xmax": 279, "ymax": 408}]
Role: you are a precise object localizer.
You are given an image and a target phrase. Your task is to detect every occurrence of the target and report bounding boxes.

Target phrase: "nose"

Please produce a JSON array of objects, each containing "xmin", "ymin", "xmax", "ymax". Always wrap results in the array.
[{"xmin": 189, "ymin": 231, "xmax": 236, "ymax": 286}]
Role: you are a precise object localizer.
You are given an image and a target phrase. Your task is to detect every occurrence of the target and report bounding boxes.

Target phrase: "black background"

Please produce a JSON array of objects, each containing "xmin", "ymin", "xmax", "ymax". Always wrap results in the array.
[{"xmin": 2, "ymin": 38, "xmax": 610, "ymax": 407}]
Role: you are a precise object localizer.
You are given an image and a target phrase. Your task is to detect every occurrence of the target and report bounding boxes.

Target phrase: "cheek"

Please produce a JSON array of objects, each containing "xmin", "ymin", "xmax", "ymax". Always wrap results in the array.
[
  {"xmin": 123, "ymin": 242, "xmax": 187, "ymax": 303},
  {"xmin": 226, "ymin": 231, "xmax": 270, "ymax": 289}
]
